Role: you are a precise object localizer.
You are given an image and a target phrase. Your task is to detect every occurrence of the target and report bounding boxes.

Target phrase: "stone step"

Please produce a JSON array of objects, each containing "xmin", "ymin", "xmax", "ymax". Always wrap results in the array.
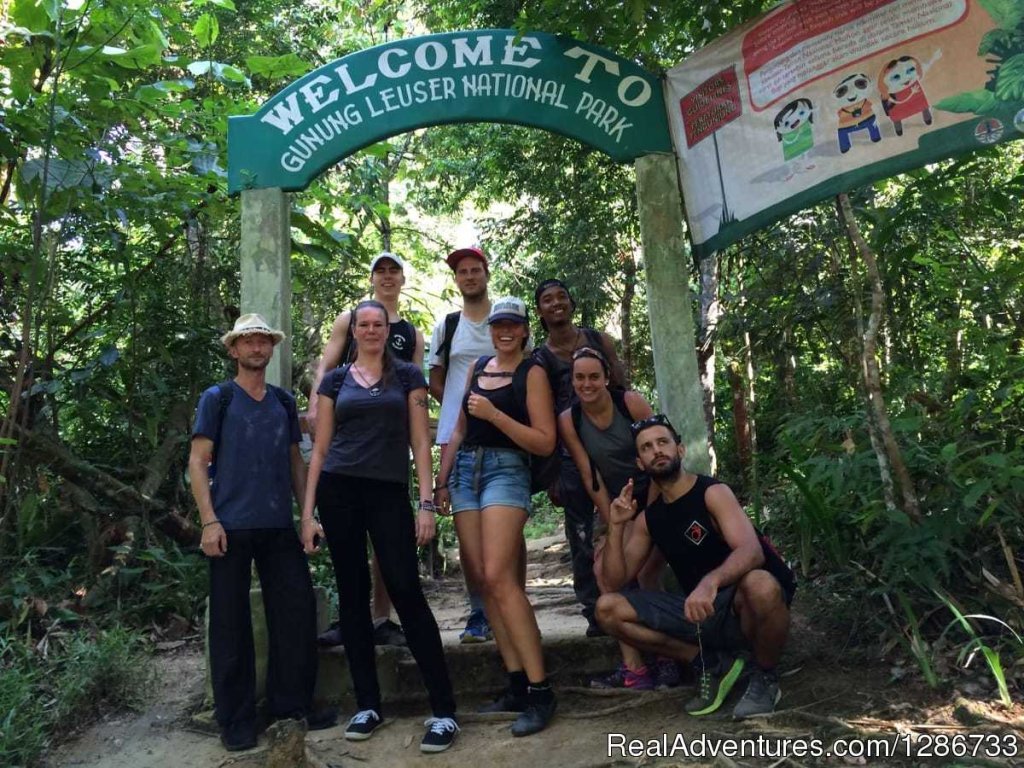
[{"xmin": 313, "ymin": 634, "xmax": 621, "ymax": 708}]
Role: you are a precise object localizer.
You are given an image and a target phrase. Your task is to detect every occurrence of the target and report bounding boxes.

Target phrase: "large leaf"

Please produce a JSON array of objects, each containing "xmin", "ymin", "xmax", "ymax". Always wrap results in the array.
[
  {"xmin": 245, "ymin": 54, "xmax": 309, "ymax": 79},
  {"xmin": 994, "ymin": 54, "xmax": 1024, "ymax": 101},
  {"xmin": 94, "ymin": 43, "xmax": 164, "ymax": 70},
  {"xmin": 193, "ymin": 13, "xmax": 219, "ymax": 48},
  {"xmin": 934, "ymin": 89, "xmax": 999, "ymax": 114}
]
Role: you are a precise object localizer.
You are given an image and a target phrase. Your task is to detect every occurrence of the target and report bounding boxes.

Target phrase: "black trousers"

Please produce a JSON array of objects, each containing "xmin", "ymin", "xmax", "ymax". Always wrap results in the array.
[
  {"xmin": 317, "ymin": 472, "xmax": 456, "ymax": 718},
  {"xmin": 208, "ymin": 527, "xmax": 318, "ymax": 734},
  {"xmin": 556, "ymin": 458, "xmax": 599, "ymax": 622}
]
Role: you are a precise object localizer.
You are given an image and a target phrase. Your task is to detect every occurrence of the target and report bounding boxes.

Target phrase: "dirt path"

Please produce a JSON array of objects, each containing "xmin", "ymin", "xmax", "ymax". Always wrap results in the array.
[{"xmin": 47, "ymin": 534, "xmax": 1024, "ymax": 768}]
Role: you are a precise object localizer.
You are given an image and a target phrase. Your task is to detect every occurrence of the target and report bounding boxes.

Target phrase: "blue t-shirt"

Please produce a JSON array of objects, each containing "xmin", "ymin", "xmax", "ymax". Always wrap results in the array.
[
  {"xmin": 192, "ymin": 382, "xmax": 301, "ymax": 530},
  {"xmin": 317, "ymin": 361, "xmax": 426, "ymax": 483}
]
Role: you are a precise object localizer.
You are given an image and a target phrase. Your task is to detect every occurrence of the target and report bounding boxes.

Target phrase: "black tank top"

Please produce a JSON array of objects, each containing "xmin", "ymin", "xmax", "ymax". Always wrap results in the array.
[
  {"xmin": 645, "ymin": 475, "xmax": 795, "ymax": 597},
  {"xmin": 462, "ymin": 358, "xmax": 534, "ymax": 451},
  {"xmin": 341, "ymin": 317, "xmax": 417, "ymax": 363}
]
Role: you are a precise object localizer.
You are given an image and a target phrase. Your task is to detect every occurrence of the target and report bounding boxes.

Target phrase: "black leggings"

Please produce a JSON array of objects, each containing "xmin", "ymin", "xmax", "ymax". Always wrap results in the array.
[{"xmin": 316, "ymin": 471, "xmax": 456, "ymax": 718}]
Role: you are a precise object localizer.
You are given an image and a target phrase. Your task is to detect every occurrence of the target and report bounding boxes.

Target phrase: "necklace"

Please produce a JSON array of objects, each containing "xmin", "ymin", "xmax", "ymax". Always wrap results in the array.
[{"xmin": 351, "ymin": 365, "xmax": 382, "ymax": 397}]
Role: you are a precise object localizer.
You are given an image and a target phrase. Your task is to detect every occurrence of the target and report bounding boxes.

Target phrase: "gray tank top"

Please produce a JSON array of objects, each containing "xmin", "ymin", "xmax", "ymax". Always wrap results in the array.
[{"xmin": 577, "ymin": 404, "xmax": 638, "ymax": 496}]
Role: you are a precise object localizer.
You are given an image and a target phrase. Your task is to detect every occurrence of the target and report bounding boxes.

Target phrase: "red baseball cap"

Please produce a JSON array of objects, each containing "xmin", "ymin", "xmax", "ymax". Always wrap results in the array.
[{"xmin": 446, "ymin": 246, "xmax": 488, "ymax": 271}]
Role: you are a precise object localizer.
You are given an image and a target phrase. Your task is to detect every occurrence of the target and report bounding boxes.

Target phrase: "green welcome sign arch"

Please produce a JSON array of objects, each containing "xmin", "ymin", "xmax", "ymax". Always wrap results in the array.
[
  {"xmin": 228, "ymin": 30, "xmax": 712, "ymax": 473},
  {"xmin": 228, "ymin": 31, "xmax": 672, "ymax": 192}
]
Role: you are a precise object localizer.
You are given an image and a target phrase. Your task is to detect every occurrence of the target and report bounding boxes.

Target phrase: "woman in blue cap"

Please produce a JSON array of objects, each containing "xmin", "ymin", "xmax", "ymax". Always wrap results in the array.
[{"xmin": 434, "ymin": 296, "xmax": 558, "ymax": 736}]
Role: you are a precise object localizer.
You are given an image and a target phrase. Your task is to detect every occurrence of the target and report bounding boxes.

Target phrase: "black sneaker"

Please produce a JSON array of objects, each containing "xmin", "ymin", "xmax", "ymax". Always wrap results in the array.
[
  {"xmin": 477, "ymin": 687, "xmax": 528, "ymax": 714},
  {"xmin": 420, "ymin": 717, "xmax": 460, "ymax": 753},
  {"xmin": 317, "ymin": 620, "xmax": 344, "ymax": 647},
  {"xmin": 344, "ymin": 709, "xmax": 382, "ymax": 740},
  {"xmin": 510, "ymin": 697, "xmax": 556, "ymax": 736},
  {"xmin": 220, "ymin": 725, "xmax": 257, "ymax": 752},
  {"xmin": 373, "ymin": 618, "xmax": 407, "ymax": 646}
]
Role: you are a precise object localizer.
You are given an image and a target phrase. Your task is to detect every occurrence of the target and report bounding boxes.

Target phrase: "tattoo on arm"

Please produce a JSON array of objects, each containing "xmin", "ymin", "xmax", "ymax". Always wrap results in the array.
[{"xmin": 414, "ymin": 395, "xmax": 429, "ymax": 408}]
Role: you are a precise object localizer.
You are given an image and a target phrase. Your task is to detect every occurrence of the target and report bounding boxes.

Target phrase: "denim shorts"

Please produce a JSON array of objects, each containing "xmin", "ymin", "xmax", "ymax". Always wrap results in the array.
[{"xmin": 450, "ymin": 446, "xmax": 532, "ymax": 515}]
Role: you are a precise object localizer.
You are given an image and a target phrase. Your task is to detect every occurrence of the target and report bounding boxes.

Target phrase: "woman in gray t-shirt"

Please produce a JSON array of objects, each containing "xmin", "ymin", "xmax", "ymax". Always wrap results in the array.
[{"xmin": 302, "ymin": 300, "xmax": 459, "ymax": 753}]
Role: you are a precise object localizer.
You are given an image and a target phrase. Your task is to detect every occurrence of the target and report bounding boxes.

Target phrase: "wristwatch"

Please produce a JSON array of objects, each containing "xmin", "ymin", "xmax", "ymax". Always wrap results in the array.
[{"xmin": 419, "ymin": 499, "xmax": 436, "ymax": 513}]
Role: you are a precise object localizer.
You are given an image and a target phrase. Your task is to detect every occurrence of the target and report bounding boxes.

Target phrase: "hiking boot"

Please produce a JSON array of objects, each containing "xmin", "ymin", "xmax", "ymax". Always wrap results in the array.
[
  {"xmin": 685, "ymin": 656, "xmax": 746, "ymax": 716},
  {"xmin": 510, "ymin": 696, "xmax": 557, "ymax": 736},
  {"xmin": 305, "ymin": 707, "xmax": 339, "ymax": 731},
  {"xmin": 317, "ymin": 620, "xmax": 343, "ymax": 647},
  {"xmin": 220, "ymin": 724, "xmax": 257, "ymax": 752},
  {"xmin": 654, "ymin": 657, "xmax": 682, "ymax": 690},
  {"xmin": 459, "ymin": 613, "xmax": 492, "ymax": 644},
  {"xmin": 478, "ymin": 687, "xmax": 528, "ymax": 713},
  {"xmin": 420, "ymin": 716, "xmax": 460, "ymax": 753},
  {"xmin": 272, "ymin": 707, "xmax": 338, "ymax": 731},
  {"xmin": 589, "ymin": 663, "xmax": 654, "ymax": 691},
  {"xmin": 344, "ymin": 709, "xmax": 383, "ymax": 740},
  {"xmin": 373, "ymin": 618, "xmax": 407, "ymax": 646},
  {"xmin": 732, "ymin": 668, "xmax": 781, "ymax": 719}
]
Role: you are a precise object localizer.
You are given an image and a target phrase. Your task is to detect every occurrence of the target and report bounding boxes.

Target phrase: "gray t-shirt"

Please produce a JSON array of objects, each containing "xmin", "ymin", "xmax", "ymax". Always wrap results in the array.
[{"xmin": 317, "ymin": 361, "xmax": 426, "ymax": 483}]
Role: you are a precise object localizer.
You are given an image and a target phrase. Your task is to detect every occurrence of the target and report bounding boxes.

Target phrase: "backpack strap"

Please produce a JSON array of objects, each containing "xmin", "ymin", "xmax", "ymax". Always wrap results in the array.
[
  {"xmin": 323, "ymin": 363, "xmax": 353, "ymax": 401},
  {"xmin": 213, "ymin": 381, "xmax": 235, "ymax": 466},
  {"xmin": 267, "ymin": 384, "xmax": 298, "ymax": 425},
  {"xmin": 435, "ymin": 311, "xmax": 462, "ymax": 370},
  {"xmin": 569, "ymin": 401, "xmax": 601, "ymax": 493},
  {"xmin": 610, "ymin": 388, "xmax": 633, "ymax": 422},
  {"xmin": 581, "ymin": 327, "xmax": 605, "ymax": 352}
]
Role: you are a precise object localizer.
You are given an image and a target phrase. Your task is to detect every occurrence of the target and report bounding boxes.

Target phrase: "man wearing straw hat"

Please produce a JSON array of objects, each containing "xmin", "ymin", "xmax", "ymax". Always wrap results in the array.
[{"xmin": 189, "ymin": 314, "xmax": 333, "ymax": 752}]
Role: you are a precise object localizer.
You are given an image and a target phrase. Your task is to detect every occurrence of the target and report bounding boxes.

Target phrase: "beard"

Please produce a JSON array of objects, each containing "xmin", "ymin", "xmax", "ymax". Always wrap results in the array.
[
  {"xmin": 237, "ymin": 356, "xmax": 269, "ymax": 371},
  {"xmin": 646, "ymin": 454, "xmax": 682, "ymax": 481}
]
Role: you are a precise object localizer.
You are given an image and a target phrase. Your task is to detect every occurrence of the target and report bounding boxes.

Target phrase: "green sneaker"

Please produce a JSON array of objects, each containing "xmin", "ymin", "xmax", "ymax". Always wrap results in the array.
[{"xmin": 685, "ymin": 656, "xmax": 746, "ymax": 716}]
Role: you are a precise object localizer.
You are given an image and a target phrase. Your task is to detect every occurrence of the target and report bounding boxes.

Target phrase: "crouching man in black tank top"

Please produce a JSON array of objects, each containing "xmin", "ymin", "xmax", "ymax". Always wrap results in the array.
[{"xmin": 596, "ymin": 414, "xmax": 796, "ymax": 719}]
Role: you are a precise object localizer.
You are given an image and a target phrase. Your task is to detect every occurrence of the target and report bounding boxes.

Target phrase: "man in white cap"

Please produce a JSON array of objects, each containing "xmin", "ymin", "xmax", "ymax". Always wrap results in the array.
[
  {"xmin": 189, "ymin": 314, "xmax": 333, "ymax": 752},
  {"xmin": 308, "ymin": 251, "xmax": 424, "ymax": 647}
]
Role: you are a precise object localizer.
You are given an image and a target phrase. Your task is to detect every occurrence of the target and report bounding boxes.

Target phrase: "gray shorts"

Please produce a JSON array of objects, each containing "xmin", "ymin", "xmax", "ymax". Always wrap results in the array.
[{"xmin": 622, "ymin": 586, "xmax": 747, "ymax": 652}]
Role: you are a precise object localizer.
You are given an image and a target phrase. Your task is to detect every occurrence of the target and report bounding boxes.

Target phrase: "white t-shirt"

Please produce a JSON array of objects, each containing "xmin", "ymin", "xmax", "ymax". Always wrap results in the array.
[{"xmin": 429, "ymin": 313, "xmax": 495, "ymax": 445}]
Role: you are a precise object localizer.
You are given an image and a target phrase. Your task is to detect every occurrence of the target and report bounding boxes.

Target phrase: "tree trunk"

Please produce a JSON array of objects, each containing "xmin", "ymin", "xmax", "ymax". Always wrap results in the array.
[
  {"xmin": 13, "ymin": 422, "xmax": 200, "ymax": 544},
  {"xmin": 619, "ymin": 247, "xmax": 636, "ymax": 381},
  {"xmin": 837, "ymin": 193, "xmax": 921, "ymax": 524},
  {"xmin": 697, "ymin": 250, "xmax": 720, "ymax": 473},
  {"xmin": 728, "ymin": 360, "xmax": 752, "ymax": 493}
]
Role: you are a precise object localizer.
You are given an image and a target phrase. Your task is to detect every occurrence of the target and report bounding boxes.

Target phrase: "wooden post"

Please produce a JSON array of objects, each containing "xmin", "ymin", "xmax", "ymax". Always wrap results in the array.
[
  {"xmin": 634, "ymin": 153, "xmax": 711, "ymax": 474},
  {"xmin": 240, "ymin": 187, "xmax": 291, "ymax": 389}
]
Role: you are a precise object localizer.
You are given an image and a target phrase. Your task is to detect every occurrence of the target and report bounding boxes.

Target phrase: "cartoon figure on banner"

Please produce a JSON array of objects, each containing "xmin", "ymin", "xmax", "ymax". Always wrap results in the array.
[
  {"xmin": 878, "ymin": 54, "xmax": 939, "ymax": 136},
  {"xmin": 773, "ymin": 98, "xmax": 816, "ymax": 179},
  {"xmin": 832, "ymin": 73, "xmax": 882, "ymax": 153}
]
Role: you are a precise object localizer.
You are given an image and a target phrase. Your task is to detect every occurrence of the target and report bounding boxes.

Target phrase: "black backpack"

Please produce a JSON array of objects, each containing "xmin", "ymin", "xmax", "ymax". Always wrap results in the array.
[
  {"xmin": 432, "ymin": 310, "xmax": 461, "ymax": 370},
  {"xmin": 570, "ymin": 389, "xmax": 634, "ymax": 493},
  {"xmin": 471, "ymin": 356, "xmax": 559, "ymax": 494},
  {"xmin": 209, "ymin": 381, "xmax": 297, "ymax": 477}
]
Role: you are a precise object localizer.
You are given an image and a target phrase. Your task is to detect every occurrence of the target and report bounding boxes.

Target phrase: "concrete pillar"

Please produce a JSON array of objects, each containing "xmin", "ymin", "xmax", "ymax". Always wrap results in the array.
[
  {"xmin": 240, "ymin": 188, "xmax": 291, "ymax": 389},
  {"xmin": 634, "ymin": 153, "xmax": 712, "ymax": 475}
]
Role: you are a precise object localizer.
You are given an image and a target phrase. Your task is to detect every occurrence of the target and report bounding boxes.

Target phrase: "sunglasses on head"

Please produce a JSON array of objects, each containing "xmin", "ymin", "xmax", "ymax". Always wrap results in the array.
[{"xmin": 629, "ymin": 413, "xmax": 679, "ymax": 440}]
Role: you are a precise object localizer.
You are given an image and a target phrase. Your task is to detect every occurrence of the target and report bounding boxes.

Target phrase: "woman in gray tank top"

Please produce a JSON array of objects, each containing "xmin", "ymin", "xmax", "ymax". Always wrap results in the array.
[{"xmin": 557, "ymin": 347, "xmax": 674, "ymax": 691}]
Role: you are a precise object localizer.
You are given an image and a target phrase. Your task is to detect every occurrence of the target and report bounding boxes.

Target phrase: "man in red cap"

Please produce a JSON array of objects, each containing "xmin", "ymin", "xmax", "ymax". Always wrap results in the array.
[{"xmin": 428, "ymin": 246, "xmax": 498, "ymax": 643}]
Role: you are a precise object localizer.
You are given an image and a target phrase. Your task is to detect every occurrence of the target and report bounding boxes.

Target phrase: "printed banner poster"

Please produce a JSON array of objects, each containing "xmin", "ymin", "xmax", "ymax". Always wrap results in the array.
[{"xmin": 666, "ymin": 0, "xmax": 1024, "ymax": 256}]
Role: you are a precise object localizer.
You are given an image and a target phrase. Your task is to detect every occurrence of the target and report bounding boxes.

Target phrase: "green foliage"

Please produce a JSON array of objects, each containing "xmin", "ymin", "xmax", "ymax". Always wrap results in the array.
[
  {"xmin": 0, "ymin": 626, "xmax": 151, "ymax": 766},
  {"xmin": 937, "ymin": 592, "xmax": 1023, "ymax": 707},
  {"xmin": 524, "ymin": 493, "xmax": 562, "ymax": 540}
]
